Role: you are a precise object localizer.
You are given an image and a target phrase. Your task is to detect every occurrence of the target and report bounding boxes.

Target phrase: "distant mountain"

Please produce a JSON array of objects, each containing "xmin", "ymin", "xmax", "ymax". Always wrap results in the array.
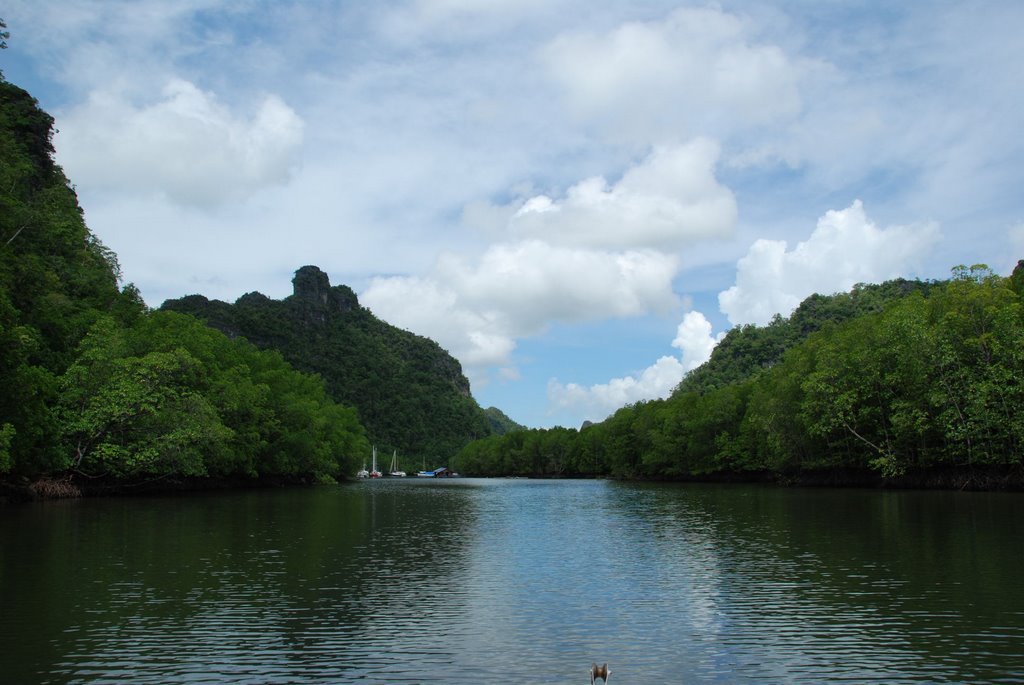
[
  {"xmin": 483, "ymin": 406, "xmax": 524, "ymax": 436},
  {"xmin": 162, "ymin": 266, "xmax": 504, "ymax": 462}
]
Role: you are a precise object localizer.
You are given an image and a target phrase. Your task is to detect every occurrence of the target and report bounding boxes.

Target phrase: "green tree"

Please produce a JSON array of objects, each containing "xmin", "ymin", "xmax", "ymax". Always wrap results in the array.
[
  {"xmin": 1009, "ymin": 260, "xmax": 1024, "ymax": 298},
  {"xmin": 55, "ymin": 312, "xmax": 370, "ymax": 483},
  {"xmin": 0, "ymin": 80, "xmax": 136, "ymax": 474},
  {"xmin": 927, "ymin": 267, "xmax": 1024, "ymax": 465}
]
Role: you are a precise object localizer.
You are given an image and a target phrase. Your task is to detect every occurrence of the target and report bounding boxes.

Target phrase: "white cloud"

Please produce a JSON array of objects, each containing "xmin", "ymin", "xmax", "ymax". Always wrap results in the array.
[
  {"xmin": 362, "ymin": 240, "xmax": 680, "ymax": 376},
  {"xmin": 439, "ymin": 241, "xmax": 679, "ymax": 326},
  {"xmin": 544, "ymin": 308, "xmax": 723, "ymax": 423},
  {"xmin": 672, "ymin": 311, "xmax": 724, "ymax": 372},
  {"xmin": 362, "ymin": 137, "xmax": 731, "ymax": 409},
  {"xmin": 55, "ymin": 79, "xmax": 303, "ymax": 208},
  {"xmin": 548, "ymin": 355, "xmax": 685, "ymax": 424},
  {"xmin": 7, "ymin": 1, "xmax": 232, "ymax": 98},
  {"xmin": 500, "ymin": 140, "xmax": 737, "ymax": 250},
  {"xmin": 542, "ymin": 6, "xmax": 805, "ymax": 141},
  {"xmin": 360, "ymin": 274, "xmax": 515, "ymax": 369},
  {"xmin": 719, "ymin": 200, "xmax": 941, "ymax": 326}
]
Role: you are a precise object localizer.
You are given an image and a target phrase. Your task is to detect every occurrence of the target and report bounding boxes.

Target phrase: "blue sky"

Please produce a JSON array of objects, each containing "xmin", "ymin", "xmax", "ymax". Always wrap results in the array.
[{"xmin": 3, "ymin": 1, "xmax": 1023, "ymax": 429}]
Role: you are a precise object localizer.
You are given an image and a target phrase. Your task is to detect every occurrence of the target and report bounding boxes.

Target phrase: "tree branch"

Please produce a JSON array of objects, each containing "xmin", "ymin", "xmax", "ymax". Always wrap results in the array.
[{"xmin": 4, "ymin": 225, "xmax": 26, "ymax": 246}]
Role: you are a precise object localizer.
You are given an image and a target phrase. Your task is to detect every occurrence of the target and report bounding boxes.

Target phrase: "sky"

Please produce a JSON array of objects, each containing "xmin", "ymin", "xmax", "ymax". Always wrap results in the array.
[{"xmin": 3, "ymin": 1, "xmax": 1023, "ymax": 429}]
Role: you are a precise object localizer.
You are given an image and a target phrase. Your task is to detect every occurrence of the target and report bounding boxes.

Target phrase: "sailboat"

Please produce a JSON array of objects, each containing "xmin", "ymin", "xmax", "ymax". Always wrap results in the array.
[
  {"xmin": 416, "ymin": 455, "xmax": 434, "ymax": 477},
  {"xmin": 369, "ymin": 446, "xmax": 382, "ymax": 478},
  {"xmin": 356, "ymin": 461, "xmax": 369, "ymax": 478},
  {"xmin": 389, "ymin": 450, "xmax": 406, "ymax": 478}
]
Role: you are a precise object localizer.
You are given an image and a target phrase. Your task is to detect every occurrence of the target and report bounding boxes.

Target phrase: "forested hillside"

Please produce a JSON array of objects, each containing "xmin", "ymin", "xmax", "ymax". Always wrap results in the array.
[
  {"xmin": 0, "ymin": 80, "xmax": 132, "ymax": 476},
  {"xmin": 677, "ymin": 278, "xmax": 938, "ymax": 396},
  {"xmin": 0, "ymin": 79, "xmax": 368, "ymax": 496},
  {"xmin": 455, "ymin": 266, "xmax": 1024, "ymax": 489},
  {"xmin": 162, "ymin": 266, "xmax": 511, "ymax": 463}
]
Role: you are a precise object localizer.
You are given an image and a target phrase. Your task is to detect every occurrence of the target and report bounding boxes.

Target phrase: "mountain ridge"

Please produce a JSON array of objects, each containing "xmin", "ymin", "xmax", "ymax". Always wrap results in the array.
[{"xmin": 162, "ymin": 265, "xmax": 519, "ymax": 461}]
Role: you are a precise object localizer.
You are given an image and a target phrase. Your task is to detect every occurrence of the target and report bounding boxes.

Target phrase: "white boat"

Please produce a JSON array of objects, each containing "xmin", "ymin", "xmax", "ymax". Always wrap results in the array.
[
  {"xmin": 388, "ymin": 450, "xmax": 406, "ymax": 477},
  {"xmin": 416, "ymin": 457, "xmax": 433, "ymax": 477},
  {"xmin": 356, "ymin": 462, "xmax": 369, "ymax": 478},
  {"xmin": 369, "ymin": 446, "xmax": 382, "ymax": 478}
]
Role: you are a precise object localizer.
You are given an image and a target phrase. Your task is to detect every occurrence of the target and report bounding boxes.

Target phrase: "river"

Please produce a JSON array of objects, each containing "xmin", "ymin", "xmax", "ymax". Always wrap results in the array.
[{"xmin": 1, "ymin": 479, "xmax": 1021, "ymax": 684}]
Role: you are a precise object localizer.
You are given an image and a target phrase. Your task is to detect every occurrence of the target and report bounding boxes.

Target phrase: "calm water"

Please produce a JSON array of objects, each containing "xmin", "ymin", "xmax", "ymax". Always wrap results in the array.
[{"xmin": 1, "ymin": 479, "xmax": 1022, "ymax": 684}]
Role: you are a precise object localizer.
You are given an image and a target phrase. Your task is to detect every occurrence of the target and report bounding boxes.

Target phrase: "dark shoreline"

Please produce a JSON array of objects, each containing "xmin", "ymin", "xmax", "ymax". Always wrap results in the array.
[
  {"xmin": 3, "ymin": 463, "xmax": 1021, "ymax": 503},
  {"xmin": 779, "ymin": 464, "xmax": 1024, "ymax": 491},
  {"xmin": 0, "ymin": 473, "xmax": 329, "ymax": 504},
  {"xmin": 491, "ymin": 464, "xmax": 1024, "ymax": 491}
]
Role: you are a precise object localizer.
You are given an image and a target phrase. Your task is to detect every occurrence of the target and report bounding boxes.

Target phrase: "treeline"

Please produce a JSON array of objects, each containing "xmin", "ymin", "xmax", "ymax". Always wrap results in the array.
[
  {"xmin": 1, "ymin": 80, "xmax": 367, "ymax": 491},
  {"xmin": 455, "ymin": 265, "xmax": 1024, "ymax": 486}
]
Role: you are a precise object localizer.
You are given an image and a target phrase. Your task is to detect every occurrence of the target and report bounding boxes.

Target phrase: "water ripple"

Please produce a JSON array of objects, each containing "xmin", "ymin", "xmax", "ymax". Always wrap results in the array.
[{"xmin": 2, "ymin": 480, "xmax": 1023, "ymax": 683}]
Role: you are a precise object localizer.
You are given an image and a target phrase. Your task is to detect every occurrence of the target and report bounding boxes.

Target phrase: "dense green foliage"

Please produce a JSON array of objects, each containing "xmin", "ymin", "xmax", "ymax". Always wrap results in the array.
[
  {"xmin": 161, "ymin": 266, "xmax": 507, "ymax": 464},
  {"xmin": 483, "ymin": 406, "xmax": 523, "ymax": 436},
  {"xmin": 677, "ymin": 279, "xmax": 937, "ymax": 396},
  {"xmin": 0, "ymin": 80, "xmax": 134, "ymax": 475},
  {"xmin": 1, "ymin": 79, "xmax": 367, "ymax": 486},
  {"xmin": 56, "ymin": 312, "xmax": 366, "ymax": 481},
  {"xmin": 455, "ymin": 266, "xmax": 1024, "ymax": 485}
]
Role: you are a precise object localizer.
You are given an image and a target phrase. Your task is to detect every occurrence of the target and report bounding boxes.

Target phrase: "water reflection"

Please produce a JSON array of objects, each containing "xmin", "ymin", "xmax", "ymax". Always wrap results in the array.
[
  {"xmin": 617, "ymin": 484, "xmax": 1024, "ymax": 684},
  {"xmin": 1, "ymin": 480, "xmax": 1022, "ymax": 683}
]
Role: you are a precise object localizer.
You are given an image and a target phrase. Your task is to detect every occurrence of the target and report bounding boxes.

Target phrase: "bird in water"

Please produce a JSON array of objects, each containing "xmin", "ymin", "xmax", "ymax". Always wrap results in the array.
[{"xmin": 590, "ymin": 662, "xmax": 610, "ymax": 684}]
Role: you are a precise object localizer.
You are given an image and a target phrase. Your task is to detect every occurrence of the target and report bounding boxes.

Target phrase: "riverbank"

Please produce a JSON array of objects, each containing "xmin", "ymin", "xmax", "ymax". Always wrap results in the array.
[
  {"xmin": 771, "ymin": 464, "xmax": 1024, "ymax": 491},
  {"xmin": 522, "ymin": 463, "xmax": 1024, "ymax": 491},
  {"xmin": 4, "ymin": 463, "xmax": 1021, "ymax": 503},
  {"xmin": 0, "ymin": 472, "xmax": 334, "ymax": 504}
]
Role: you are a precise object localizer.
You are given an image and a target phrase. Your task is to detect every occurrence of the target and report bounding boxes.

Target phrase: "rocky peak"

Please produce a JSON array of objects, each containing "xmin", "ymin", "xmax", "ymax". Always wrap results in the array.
[
  {"xmin": 292, "ymin": 265, "xmax": 332, "ymax": 305},
  {"xmin": 290, "ymin": 266, "xmax": 359, "ymax": 324}
]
